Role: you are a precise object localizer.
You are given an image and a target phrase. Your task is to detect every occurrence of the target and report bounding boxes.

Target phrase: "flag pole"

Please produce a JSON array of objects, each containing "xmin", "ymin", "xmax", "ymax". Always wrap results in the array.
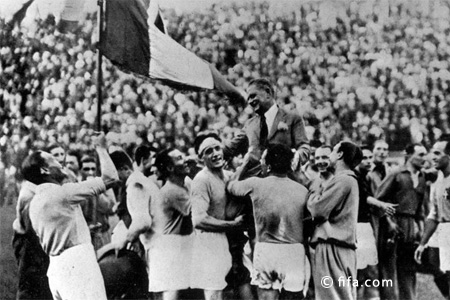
[
  {"xmin": 92, "ymin": 0, "xmax": 104, "ymax": 229},
  {"xmin": 96, "ymin": 0, "xmax": 104, "ymax": 132}
]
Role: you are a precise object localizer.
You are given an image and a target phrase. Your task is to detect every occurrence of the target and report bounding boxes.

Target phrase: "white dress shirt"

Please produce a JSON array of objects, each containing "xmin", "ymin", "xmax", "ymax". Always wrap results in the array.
[{"xmin": 264, "ymin": 104, "xmax": 278, "ymax": 135}]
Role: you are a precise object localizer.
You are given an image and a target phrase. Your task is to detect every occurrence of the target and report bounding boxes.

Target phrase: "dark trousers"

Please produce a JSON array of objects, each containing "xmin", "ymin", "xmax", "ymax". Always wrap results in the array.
[
  {"xmin": 378, "ymin": 219, "xmax": 416, "ymax": 300},
  {"xmin": 12, "ymin": 232, "xmax": 52, "ymax": 300}
]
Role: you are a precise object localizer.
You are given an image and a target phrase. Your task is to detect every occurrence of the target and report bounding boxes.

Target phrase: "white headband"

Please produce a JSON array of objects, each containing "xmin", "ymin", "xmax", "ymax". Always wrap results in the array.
[{"xmin": 198, "ymin": 137, "xmax": 222, "ymax": 157}]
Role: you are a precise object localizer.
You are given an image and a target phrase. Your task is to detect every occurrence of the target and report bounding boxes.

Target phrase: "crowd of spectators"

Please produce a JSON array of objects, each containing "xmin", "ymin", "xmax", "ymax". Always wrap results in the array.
[{"xmin": 1, "ymin": 0, "xmax": 450, "ymax": 204}]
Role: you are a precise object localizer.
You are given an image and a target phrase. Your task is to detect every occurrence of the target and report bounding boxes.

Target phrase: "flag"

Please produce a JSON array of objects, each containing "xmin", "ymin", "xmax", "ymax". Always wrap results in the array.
[
  {"xmin": 59, "ymin": 0, "xmax": 86, "ymax": 33},
  {"xmin": 8, "ymin": 0, "xmax": 34, "ymax": 27},
  {"xmin": 99, "ymin": 0, "xmax": 245, "ymax": 105}
]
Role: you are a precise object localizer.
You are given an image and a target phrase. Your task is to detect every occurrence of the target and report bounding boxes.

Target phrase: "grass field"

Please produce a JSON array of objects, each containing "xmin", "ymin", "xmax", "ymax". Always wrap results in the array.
[{"xmin": 0, "ymin": 201, "xmax": 447, "ymax": 300}]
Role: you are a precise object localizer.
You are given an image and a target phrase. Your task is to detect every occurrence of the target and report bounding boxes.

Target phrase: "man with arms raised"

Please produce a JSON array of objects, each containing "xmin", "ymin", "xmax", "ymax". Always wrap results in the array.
[
  {"xmin": 228, "ymin": 143, "xmax": 310, "ymax": 299},
  {"xmin": 233, "ymin": 78, "xmax": 309, "ymax": 178},
  {"xmin": 26, "ymin": 133, "xmax": 118, "ymax": 300}
]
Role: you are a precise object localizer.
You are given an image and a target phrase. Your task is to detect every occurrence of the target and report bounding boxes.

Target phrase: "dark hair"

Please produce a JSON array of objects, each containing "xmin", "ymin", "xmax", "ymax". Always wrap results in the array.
[
  {"xmin": 405, "ymin": 143, "xmax": 425, "ymax": 156},
  {"xmin": 154, "ymin": 148, "xmax": 175, "ymax": 180},
  {"xmin": 21, "ymin": 151, "xmax": 48, "ymax": 185},
  {"xmin": 66, "ymin": 149, "xmax": 81, "ymax": 166},
  {"xmin": 134, "ymin": 145, "xmax": 157, "ymax": 165},
  {"xmin": 80, "ymin": 155, "xmax": 97, "ymax": 168},
  {"xmin": 194, "ymin": 131, "xmax": 221, "ymax": 155},
  {"xmin": 248, "ymin": 78, "xmax": 275, "ymax": 98},
  {"xmin": 337, "ymin": 142, "xmax": 363, "ymax": 169},
  {"xmin": 443, "ymin": 141, "xmax": 450, "ymax": 156},
  {"xmin": 360, "ymin": 145, "xmax": 372, "ymax": 152},
  {"xmin": 438, "ymin": 136, "xmax": 450, "ymax": 156},
  {"xmin": 47, "ymin": 143, "xmax": 64, "ymax": 153},
  {"xmin": 110, "ymin": 150, "xmax": 133, "ymax": 170},
  {"xmin": 265, "ymin": 143, "xmax": 294, "ymax": 174},
  {"xmin": 310, "ymin": 139, "xmax": 323, "ymax": 149}
]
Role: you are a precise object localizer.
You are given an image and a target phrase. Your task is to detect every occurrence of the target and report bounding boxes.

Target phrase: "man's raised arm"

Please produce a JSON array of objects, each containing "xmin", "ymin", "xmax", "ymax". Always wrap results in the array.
[{"xmin": 93, "ymin": 132, "xmax": 119, "ymax": 189}]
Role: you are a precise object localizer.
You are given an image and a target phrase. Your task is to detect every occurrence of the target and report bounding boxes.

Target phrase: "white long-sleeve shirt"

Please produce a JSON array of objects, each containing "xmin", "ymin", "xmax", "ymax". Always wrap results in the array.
[{"xmin": 30, "ymin": 178, "xmax": 106, "ymax": 256}]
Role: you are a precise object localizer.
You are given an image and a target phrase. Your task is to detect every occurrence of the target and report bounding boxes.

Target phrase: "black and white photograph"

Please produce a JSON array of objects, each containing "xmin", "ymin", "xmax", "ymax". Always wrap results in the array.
[{"xmin": 1, "ymin": 0, "xmax": 450, "ymax": 299}]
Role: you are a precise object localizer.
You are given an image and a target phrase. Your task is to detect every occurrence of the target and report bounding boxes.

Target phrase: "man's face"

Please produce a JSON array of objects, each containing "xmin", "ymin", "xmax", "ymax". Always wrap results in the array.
[
  {"xmin": 373, "ymin": 142, "xmax": 388, "ymax": 163},
  {"xmin": 202, "ymin": 144, "xmax": 225, "ymax": 171},
  {"xmin": 118, "ymin": 165, "xmax": 133, "ymax": 183},
  {"xmin": 50, "ymin": 147, "xmax": 65, "ymax": 164},
  {"xmin": 410, "ymin": 145, "xmax": 428, "ymax": 170},
  {"xmin": 359, "ymin": 149, "xmax": 373, "ymax": 171},
  {"xmin": 42, "ymin": 152, "xmax": 68, "ymax": 183},
  {"xmin": 81, "ymin": 162, "xmax": 97, "ymax": 180},
  {"xmin": 168, "ymin": 149, "xmax": 189, "ymax": 176},
  {"xmin": 431, "ymin": 141, "xmax": 449, "ymax": 171},
  {"xmin": 314, "ymin": 147, "xmax": 331, "ymax": 173},
  {"xmin": 65, "ymin": 155, "xmax": 79, "ymax": 173},
  {"xmin": 246, "ymin": 84, "xmax": 274, "ymax": 115},
  {"xmin": 329, "ymin": 143, "xmax": 342, "ymax": 168}
]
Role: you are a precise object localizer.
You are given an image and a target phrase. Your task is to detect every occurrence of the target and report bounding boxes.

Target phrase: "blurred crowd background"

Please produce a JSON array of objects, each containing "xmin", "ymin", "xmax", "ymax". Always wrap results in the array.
[{"xmin": 2, "ymin": 0, "xmax": 450, "ymax": 205}]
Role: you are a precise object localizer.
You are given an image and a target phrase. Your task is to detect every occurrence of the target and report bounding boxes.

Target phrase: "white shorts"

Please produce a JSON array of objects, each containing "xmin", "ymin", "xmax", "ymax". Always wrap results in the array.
[
  {"xmin": 439, "ymin": 223, "xmax": 450, "ymax": 271},
  {"xmin": 190, "ymin": 231, "xmax": 231, "ymax": 290},
  {"xmin": 148, "ymin": 234, "xmax": 194, "ymax": 292},
  {"xmin": 252, "ymin": 242, "xmax": 310, "ymax": 295},
  {"xmin": 48, "ymin": 243, "xmax": 107, "ymax": 300},
  {"xmin": 428, "ymin": 223, "xmax": 440, "ymax": 248},
  {"xmin": 356, "ymin": 222, "xmax": 378, "ymax": 269}
]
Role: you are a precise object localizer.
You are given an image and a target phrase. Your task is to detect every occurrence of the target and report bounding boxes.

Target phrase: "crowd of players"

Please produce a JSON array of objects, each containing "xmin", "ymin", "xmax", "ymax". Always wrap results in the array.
[{"xmin": 10, "ymin": 78, "xmax": 450, "ymax": 300}]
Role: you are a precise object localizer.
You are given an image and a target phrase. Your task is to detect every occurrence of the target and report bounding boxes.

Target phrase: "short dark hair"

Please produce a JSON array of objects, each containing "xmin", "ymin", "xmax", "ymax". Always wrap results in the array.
[
  {"xmin": 337, "ymin": 142, "xmax": 363, "ymax": 169},
  {"xmin": 80, "ymin": 156, "xmax": 97, "ymax": 168},
  {"xmin": 22, "ymin": 151, "xmax": 48, "ymax": 185},
  {"xmin": 110, "ymin": 150, "xmax": 133, "ymax": 170},
  {"xmin": 194, "ymin": 131, "xmax": 221, "ymax": 155},
  {"xmin": 66, "ymin": 149, "xmax": 81, "ymax": 165},
  {"xmin": 47, "ymin": 143, "xmax": 64, "ymax": 153},
  {"xmin": 154, "ymin": 148, "xmax": 175, "ymax": 180},
  {"xmin": 442, "ymin": 140, "xmax": 450, "ymax": 156},
  {"xmin": 248, "ymin": 78, "xmax": 275, "ymax": 98},
  {"xmin": 265, "ymin": 143, "xmax": 293, "ymax": 174},
  {"xmin": 405, "ymin": 143, "xmax": 425, "ymax": 156},
  {"xmin": 134, "ymin": 145, "xmax": 157, "ymax": 165},
  {"xmin": 310, "ymin": 139, "xmax": 323, "ymax": 149},
  {"xmin": 360, "ymin": 145, "xmax": 372, "ymax": 152}
]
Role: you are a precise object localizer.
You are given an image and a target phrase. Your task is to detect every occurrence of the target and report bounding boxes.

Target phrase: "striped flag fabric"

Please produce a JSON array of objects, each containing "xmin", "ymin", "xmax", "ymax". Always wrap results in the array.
[
  {"xmin": 99, "ymin": 0, "xmax": 245, "ymax": 105},
  {"xmin": 7, "ymin": 0, "xmax": 34, "ymax": 27}
]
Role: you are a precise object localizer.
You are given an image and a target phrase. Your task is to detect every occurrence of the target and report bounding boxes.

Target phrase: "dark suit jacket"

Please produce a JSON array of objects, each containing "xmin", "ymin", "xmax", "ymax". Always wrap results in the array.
[{"xmin": 243, "ymin": 107, "xmax": 309, "ymax": 159}]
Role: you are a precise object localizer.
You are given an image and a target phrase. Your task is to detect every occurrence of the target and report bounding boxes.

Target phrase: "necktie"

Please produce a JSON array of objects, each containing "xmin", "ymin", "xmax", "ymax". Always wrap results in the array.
[
  {"xmin": 260, "ymin": 114, "xmax": 268, "ymax": 147},
  {"xmin": 373, "ymin": 162, "xmax": 386, "ymax": 180}
]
